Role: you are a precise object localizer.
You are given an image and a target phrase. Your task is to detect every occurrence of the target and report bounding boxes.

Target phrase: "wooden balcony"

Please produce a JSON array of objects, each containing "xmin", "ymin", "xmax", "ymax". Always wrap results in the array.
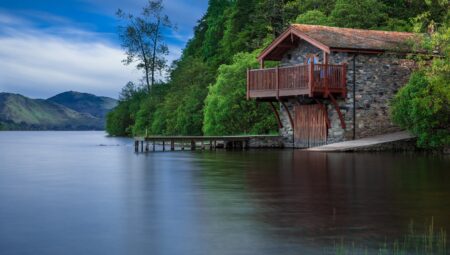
[{"xmin": 247, "ymin": 63, "xmax": 347, "ymax": 100}]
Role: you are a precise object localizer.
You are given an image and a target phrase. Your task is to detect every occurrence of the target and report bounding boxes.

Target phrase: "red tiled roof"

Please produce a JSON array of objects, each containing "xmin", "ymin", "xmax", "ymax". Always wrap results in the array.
[{"xmin": 291, "ymin": 24, "xmax": 421, "ymax": 52}]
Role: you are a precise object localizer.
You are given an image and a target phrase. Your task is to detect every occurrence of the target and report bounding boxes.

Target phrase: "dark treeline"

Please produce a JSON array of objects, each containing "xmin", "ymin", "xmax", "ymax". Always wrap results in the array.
[{"xmin": 106, "ymin": 0, "xmax": 448, "ymax": 137}]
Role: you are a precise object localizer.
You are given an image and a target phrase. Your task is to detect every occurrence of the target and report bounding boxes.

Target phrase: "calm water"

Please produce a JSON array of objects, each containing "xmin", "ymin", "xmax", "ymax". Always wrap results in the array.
[{"xmin": 0, "ymin": 131, "xmax": 449, "ymax": 255}]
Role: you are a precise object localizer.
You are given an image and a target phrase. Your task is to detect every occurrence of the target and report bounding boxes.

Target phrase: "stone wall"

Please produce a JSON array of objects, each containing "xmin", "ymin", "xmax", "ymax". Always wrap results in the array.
[
  {"xmin": 280, "ymin": 40, "xmax": 323, "ymax": 66},
  {"xmin": 248, "ymin": 136, "xmax": 285, "ymax": 148},
  {"xmin": 330, "ymin": 52, "xmax": 415, "ymax": 139},
  {"xmin": 277, "ymin": 39, "xmax": 415, "ymax": 148}
]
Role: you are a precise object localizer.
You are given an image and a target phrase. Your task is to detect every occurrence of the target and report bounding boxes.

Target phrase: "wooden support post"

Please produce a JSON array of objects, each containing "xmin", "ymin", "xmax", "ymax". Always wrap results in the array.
[
  {"xmin": 342, "ymin": 63, "xmax": 347, "ymax": 97},
  {"xmin": 162, "ymin": 141, "xmax": 165, "ymax": 151},
  {"xmin": 209, "ymin": 140, "xmax": 213, "ymax": 150},
  {"xmin": 276, "ymin": 66, "xmax": 280, "ymax": 99},
  {"xmin": 153, "ymin": 141, "xmax": 155, "ymax": 151},
  {"xmin": 280, "ymin": 100, "xmax": 295, "ymax": 130},
  {"xmin": 191, "ymin": 140, "xmax": 196, "ymax": 151},
  {"xmin": 325, "ymin": 60, "xmax": 329, "ymax": 98},
  {"xmin": 309, "ymin": 61, "xmax": 314, "ymax": 97},
  {"xmin": 181, "ymin": 141, "xmax": 185, "ymax": 151},
  {"xmin": 214, "ymin": 140, "xmax": 217, "ymax": 150},
  {"xmin": 269, "ymin": 102, "xmax": 283, "ymax": 129},
  {"xmin": 141, "ymin": 141, "xmax": 144, "ymax": 152},
  {"xmin": 246, "ymin": 68, "xmax": 250, "ymax": 100},
  {"xmin": 329, "ymin": 93, "xmax": 346, "ymax": 129},
  {"xmin": 201, "ymin": 141, "xmax": 205, "ymax": 150},
  {"xmin": 134, "ymin": 140, "xmax": 139, "ymax": 152},
  {"xmin": 145, "ymin": 141, "xmax": 149, "ymax": 152},
  {"xmin": 170, "ymin": 140, "xmax": 175, "ymax": 151}
]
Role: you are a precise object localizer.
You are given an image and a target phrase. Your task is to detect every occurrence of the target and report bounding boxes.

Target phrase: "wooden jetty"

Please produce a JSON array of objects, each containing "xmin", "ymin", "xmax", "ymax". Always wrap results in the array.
[{"xmin": 134, "ymin": 135, "xmax": 280, "ymax": 152}]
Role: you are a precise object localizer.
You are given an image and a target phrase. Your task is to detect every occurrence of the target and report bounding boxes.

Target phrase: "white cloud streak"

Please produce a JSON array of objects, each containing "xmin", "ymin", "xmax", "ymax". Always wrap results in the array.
[
  {"xmin": 0, "ymin": 10, "xmax": 184, "ymax": 99},
  {"xmin": 0, "ymin": 30, "xmax": 139, "ymax": 99}
]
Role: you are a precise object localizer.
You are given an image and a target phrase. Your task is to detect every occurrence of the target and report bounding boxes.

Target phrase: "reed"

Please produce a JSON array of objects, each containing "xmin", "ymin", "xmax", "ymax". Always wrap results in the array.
[{"xmin": 333, "ymin": 218, "xmax": 447, "ymax": 255}]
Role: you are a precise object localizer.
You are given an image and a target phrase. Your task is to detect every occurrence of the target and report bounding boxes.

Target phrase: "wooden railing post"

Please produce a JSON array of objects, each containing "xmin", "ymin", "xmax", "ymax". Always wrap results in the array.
[
  {"xmin": 276, "ymin": 66, "xmax": 280, "ymax": 99},
  {"xmin": 308, "ymin": 61, "xmax": 314, "ymax": 97},
  {"xmin": 246, "ymin": 68, "xmax": 250, "ymax": 100},
  {"xmin": 342, "ymin": 63, "xmax": 347, "ymax": 97},
  {"xmin": 325, "ymin": 63, "xmax": 329, "ymax": 97}
]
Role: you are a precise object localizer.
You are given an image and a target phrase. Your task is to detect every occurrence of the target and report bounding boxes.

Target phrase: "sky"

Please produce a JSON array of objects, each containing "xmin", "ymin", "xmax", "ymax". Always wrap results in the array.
[{"xmin": 0, "ymin": 0, "xmax": 208, "ymax": 99}]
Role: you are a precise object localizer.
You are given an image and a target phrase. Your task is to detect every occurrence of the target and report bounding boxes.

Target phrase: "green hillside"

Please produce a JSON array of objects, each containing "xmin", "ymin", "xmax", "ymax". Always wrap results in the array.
[
  {"xmin": 0, "ymin": 93, "xmax": 105, "ymax": 130},
  {"xmin": 47, "ymin": 91, "xmax": 117, "ymax": 118},
  {"xmin": 106, "ymin": 0, "xmax": 448, "ymax": 138}
]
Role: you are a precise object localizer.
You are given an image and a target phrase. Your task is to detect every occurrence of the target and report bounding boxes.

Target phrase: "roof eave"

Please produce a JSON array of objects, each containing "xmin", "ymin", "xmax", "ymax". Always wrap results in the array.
[{"xmin": 257, "ymin": 26, "xmax": 331, "ymax": 62}]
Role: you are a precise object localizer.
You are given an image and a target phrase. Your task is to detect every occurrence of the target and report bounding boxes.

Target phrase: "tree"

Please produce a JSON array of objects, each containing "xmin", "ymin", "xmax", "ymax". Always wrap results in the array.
[
  {"xmin": 117, "ymin": 0, "xmax": 172, "ymax": 91},
  {"xmin": 295, "ymin": 10, "xmax": 331, "ymax": 25},
  {"xmin": 203, "ymin": 51, "xmax": 277, "ymax": 135},
  {"xmin": 330, "ymin": 0, "xmax": 388, "ymax": 29},
  {"xmin": 391, "ymin": 26, "xmax": 450, "ymax": 148}
]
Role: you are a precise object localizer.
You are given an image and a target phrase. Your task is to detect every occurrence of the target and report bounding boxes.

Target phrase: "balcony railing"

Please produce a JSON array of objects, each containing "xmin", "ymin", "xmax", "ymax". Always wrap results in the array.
[{"xmin": 247, "ymin": 63, "xmax": 347, "ymax": 99}]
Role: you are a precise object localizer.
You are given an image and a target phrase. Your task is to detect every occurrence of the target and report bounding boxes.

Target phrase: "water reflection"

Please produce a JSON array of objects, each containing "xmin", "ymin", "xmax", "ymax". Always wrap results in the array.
[{"xmin": 0, "ymin": 132, "xmax": 449, "ymax": 255}]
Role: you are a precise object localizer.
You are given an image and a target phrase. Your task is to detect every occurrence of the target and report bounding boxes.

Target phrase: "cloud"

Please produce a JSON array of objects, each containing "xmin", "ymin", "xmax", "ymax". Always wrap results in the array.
[
  {"xmin": 0, "ymin": 29, "xmax": 140, "ymax": 99},
  {"xmin": 0, "ymin": 10, "xmax": 185, "ymax": 99}
]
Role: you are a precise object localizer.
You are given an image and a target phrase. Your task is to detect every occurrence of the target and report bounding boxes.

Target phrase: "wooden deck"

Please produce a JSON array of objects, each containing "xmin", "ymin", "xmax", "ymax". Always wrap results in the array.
[
  {"xmin": 134, "ymin": 135, "xmax": 281, "ymax": 152},
  {"xmin": 247, "ymin": 63, "xmax": 347, "ymax": 100}
]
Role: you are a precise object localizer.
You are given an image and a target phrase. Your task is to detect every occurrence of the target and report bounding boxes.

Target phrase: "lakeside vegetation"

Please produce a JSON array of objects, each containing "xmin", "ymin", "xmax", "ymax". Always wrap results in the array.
[
  {"xmin": 106, "ymin": 0, "xmax": 449, "ymax": 148},
  {"xmin": 333, "ymin": 219, "xmax": 447, "ymax": 255}
]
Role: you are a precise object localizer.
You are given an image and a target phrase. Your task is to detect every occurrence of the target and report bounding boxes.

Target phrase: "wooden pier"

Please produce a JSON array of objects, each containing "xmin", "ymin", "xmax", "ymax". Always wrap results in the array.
[{"xmin": 134, "ymin": 135, "xmax": 281, "ymax": 152}]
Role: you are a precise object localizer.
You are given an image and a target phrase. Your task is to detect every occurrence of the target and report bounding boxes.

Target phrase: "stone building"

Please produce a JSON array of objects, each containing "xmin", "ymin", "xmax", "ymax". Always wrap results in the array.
[{"xmin": 246, "ymin": 24, "xmax": 420, "ymax": 148}]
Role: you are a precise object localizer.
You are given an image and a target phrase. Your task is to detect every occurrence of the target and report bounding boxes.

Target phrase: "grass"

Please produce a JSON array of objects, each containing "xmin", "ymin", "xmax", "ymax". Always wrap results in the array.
[{"xmin": 332, "ymin": 218, "xmax": 447, "ymax": 255}]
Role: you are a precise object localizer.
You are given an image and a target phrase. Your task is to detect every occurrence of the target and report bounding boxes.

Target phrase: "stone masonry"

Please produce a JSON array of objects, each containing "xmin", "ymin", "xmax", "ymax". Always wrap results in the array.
[{"xmin": 278, "ymin": 40, "xmax": 415, "ymax": 148}]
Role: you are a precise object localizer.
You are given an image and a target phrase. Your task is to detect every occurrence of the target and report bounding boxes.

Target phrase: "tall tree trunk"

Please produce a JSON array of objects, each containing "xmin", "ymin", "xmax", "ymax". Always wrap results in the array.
[{"xmin": 151, "ymin": 19, "xmax": 161, "ymax": 87}]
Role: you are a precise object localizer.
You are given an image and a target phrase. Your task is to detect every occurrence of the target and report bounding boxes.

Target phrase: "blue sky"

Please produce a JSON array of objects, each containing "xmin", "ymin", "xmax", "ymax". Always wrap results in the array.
[{"xmin": 0, "ymin": 0, "xmax": 208, "ymax": 99}]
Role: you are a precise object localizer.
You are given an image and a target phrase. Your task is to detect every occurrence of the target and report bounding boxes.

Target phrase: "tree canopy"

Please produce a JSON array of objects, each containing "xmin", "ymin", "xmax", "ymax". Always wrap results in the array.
[
  {"xmin": 107, "ymin": 0, "xmax": 449, "ymax": 149},
  {"xmin": 116, "ymin": 0, "xmax": 172, "ymax": 91}
]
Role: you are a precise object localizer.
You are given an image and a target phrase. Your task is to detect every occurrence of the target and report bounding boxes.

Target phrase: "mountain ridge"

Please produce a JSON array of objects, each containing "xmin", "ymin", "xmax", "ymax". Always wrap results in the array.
[{"xmin": 0, "ymin": 91, "xmax": 117, "ymax": 130}]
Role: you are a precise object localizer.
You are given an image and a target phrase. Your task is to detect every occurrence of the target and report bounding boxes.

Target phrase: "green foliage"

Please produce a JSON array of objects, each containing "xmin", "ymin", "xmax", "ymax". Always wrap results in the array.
[
  {"xmin": 132, "ymin": 83, "xmax": 169, "ymax": 136},
  {"xmin": 203, "ymin": 52, "xmax": 277, "ymax": 135},
  {"xmin": 107, "ymin": 0, "xmax": 450, "ymax": 138},
  {"xmin": 391, "ymin": 26, "xmax": 450, "ymax": 148},
  {"xmin": 330, "ymin": 0, "xmax": 388, "ymax": 29},
  {"xmin": 106, "ymin": 87, "xmax": 147, "ymax": 136},
  {"xmin": 116, "ymin": 0, "xmax": 172, "ymax": 90},
  {"xmin": 295, "ymin": 10, "xmax": 331, "ymax": 25}
]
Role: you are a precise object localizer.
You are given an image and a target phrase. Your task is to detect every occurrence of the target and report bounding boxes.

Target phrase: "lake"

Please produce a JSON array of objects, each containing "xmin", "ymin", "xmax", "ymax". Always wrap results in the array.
[{"xmin": 0, "ymin": 131, "xmax": 449, "ymax": 254}]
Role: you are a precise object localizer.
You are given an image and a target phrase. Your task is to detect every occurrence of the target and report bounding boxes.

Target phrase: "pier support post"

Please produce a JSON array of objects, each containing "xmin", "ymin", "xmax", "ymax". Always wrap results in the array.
[
  {"xmin": 153, "ymin": 141, "xmax": 155, "ymax": 151},
  {"xmin": 141, "ymin": 141, "xmax": 144, "ymax": 152},
  {"xmin": 191, "ymin": 140, "xmax": 196, "ymax": 151},
  {"xmin": 170, "ymin": 140, "xmax": 175, "ymax": 151},
  {"xmin": 181, "ymin": 141, "xmax": 185, "ymax": 151},
  {"xmin": 134, "ymin": 140, "xmax": 139, "ymax": 152}
]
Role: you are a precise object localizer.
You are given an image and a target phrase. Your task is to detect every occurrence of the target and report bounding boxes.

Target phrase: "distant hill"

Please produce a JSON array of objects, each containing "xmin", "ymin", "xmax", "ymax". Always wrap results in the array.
[
  {"xmin": 47, "ymin": 91, "xmax": 117, "ymax": 119},
  {"xmin": 0, "ymin": 92, "xmax": 117, "ymax": 131}
]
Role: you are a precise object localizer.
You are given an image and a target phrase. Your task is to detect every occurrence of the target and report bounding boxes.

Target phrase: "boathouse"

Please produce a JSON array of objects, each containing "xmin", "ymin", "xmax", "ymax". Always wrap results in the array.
[{"xmin": 247, "ymin": 24, "xmax": 421, "ymax": 148}]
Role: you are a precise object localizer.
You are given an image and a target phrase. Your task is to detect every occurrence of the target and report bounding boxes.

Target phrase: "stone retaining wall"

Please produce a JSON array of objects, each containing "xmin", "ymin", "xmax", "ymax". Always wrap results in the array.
[{"xmin": 248, "ymin": 136, "xmax": 284, "ymax": 148}]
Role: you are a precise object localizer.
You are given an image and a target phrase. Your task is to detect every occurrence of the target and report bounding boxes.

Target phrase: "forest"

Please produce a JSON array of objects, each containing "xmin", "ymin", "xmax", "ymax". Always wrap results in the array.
[{"xmin": 106, "ymin": 0, "xmax": 449, "ymax": 147}]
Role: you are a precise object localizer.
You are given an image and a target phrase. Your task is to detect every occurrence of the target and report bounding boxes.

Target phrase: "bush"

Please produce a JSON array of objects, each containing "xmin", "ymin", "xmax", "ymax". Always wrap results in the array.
[
  {"xmin": 391, "ymin": 26, "xmax": 450, "ymax": 148},
  {"xmin": 203, "ymin": 51, "xmax": 277, "ymax": 135}
]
